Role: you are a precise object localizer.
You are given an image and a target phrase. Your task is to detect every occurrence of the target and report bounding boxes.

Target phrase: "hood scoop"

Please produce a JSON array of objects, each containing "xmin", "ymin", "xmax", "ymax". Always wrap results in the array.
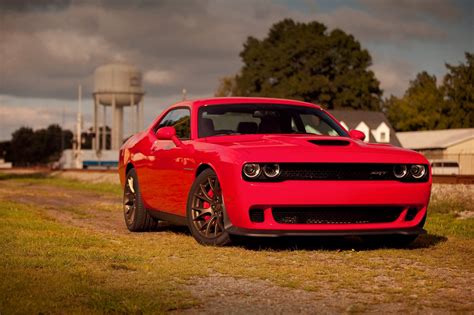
[{"xmin": 309, "ymin": 139, "xmax": 351, "ymax": 146}]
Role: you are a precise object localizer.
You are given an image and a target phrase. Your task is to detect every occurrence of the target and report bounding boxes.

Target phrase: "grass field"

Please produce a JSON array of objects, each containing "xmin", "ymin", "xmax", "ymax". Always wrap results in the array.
[{"xmin": 0, "ymin": 172, "xmax": 473, "ymax": 314}]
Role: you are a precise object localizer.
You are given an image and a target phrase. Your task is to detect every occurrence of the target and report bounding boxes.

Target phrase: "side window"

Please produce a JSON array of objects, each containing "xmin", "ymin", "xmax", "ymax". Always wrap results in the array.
[{"xmin": 155, "ymin": 108, "xmax": 191, "ymax": 139}]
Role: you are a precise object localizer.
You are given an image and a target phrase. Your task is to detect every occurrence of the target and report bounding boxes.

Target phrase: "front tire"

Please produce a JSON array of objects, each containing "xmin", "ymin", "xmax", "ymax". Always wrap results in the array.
[
  {"xmin": 123, "ymin": 168, "xmax": 158, "ymax": 232},
  {"xmin": 186, "ymin": 169, "xmax": 232, "ymax": 246}
]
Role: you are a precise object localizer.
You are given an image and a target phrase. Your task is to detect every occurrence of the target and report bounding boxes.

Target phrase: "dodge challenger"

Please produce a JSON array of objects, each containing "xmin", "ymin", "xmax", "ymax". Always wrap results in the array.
[{"xmin": 119, "ymin": 97, "xmax": 431, "ymax": 246}]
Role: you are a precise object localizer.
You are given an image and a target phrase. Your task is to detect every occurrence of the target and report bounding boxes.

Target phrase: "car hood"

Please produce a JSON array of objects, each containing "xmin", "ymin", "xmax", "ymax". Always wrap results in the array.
[{"xmin": 201, "ymin": 134, "xmax": 427, "ymax": 164}]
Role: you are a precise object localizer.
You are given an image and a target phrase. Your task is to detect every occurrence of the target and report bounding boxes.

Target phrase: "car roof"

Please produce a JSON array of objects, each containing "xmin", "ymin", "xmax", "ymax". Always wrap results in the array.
[{"xmin": 169, "ymin": 97, "xmax": 323, "ymax": 110}]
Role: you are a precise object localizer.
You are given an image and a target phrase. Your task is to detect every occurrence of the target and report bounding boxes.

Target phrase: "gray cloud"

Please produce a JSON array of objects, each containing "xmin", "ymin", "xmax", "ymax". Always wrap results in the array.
[
  {"xmin": 1, "ymin": 0, "xmax": 304, "ymax": 100},
  {"xmin": 315, "ymin": 6, "xmax": 446, "ymax": 43},
  {"xmin": 0, "ymin": 0, "xmax": 72, "ymax": 12},
  {"xmin": 370, "ymin": 57, "xmax": 417, "ymax": 97},
  {"xmin": 359, "ymin": 0, "xmax": 463, "ymax": 21},
  {"xmin": 0, "ymin": 0, "xmax": 466, "ymax": 104}
]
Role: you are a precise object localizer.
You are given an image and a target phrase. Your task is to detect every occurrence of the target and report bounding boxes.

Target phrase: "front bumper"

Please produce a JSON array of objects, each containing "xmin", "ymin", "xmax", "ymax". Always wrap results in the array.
[
  {"xmin": 226, "ymin": 226, "xmax": 426, "ymax": 237},
  {"xmin": 222, "ymin": 179, "xmax": 431, "ymax": 234}
]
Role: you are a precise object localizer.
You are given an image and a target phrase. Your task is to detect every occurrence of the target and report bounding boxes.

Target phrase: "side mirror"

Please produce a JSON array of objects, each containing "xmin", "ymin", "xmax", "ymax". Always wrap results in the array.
[
  {"xmin": 349, "ymin": 129, "xmax": 366, "ymax": 141},
  {"xmin": 156, "ymin": 126, "xmax": 182, "ymax": 147}
]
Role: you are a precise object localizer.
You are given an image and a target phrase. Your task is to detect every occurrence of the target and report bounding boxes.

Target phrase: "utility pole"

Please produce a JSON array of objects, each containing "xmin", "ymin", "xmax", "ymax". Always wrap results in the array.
[
  {"xmin": 77, "ymin": 84, "xmax": 82, "ymax": 150},
  {"xmin": 61, "ymin": 104, "xmax": 65, "ymax": 152}
]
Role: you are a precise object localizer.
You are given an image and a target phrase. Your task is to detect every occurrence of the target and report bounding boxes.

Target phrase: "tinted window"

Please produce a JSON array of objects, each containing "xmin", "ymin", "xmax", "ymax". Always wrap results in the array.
[
  {"xmin": 198, "ymin": 104, "xmax": 347, "ymax": 138},
  {"xmin": 155, "ymin": 108, "xmax": 191, "ymax": 139},
  {"xmin": 432, "ymin": 162, "xmax": 459, "ymax": 167}
]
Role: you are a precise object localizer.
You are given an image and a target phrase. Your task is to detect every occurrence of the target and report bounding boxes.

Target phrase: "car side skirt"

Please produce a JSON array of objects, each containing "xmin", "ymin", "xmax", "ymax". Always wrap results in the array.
[{"xmin": 147, "ymin": 208, "xmax": 188, "ymax": 226}]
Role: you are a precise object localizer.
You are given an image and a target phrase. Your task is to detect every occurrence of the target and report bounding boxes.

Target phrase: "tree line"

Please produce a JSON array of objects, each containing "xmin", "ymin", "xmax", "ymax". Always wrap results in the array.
[
  {"xmin": 0, "ymin": 125, "xmax": 73, "ymax": 166},
  {"xmin": 216, "ymin": 19, "xmax": 473, "ymax": 131},
  {"xmin": 384, "ymin": 53, "xmax": 473, "ymax": 131},
  {"xmin": 0, "ymin": 125, "xmax": 112, "ymax": 166}
]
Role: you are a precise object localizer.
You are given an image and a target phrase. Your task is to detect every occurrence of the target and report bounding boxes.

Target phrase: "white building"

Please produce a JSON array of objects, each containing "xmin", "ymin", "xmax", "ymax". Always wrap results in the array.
[{"xmin": 329, "ymin": 110, "xmax": 401, "ymax": 146}]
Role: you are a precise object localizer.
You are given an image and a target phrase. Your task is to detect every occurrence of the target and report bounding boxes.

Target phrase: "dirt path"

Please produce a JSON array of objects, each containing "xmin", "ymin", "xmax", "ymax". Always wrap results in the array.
[{"xmin": 0, "ymin": 180, "xmax": 127, "ymax": 234}]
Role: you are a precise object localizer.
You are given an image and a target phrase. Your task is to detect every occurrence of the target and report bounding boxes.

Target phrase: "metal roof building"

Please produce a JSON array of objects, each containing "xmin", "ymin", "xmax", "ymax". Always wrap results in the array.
[
  {"xmin": 397, "ymin": 128, "xmax": 474, "ymax": 175},
  {"xmin": 397, "ymin": 129, "xmax": 474, "ymax": 150}
]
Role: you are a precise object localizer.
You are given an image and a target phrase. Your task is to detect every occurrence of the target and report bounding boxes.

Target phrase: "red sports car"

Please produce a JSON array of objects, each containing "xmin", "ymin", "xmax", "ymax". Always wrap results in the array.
[{"xmin": 119, "ymin": 97, "xmax": 431, "ymax": 246}]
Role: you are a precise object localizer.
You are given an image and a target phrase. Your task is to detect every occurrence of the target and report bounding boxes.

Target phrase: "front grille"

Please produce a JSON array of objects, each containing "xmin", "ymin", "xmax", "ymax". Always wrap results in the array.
[
  {"xmin": 281, "ymin": 163, "xmax": 393, "ymax": 181},
  {"xmin": 272, "ymin": 206, "xmax": 404, "ymax": 224}
]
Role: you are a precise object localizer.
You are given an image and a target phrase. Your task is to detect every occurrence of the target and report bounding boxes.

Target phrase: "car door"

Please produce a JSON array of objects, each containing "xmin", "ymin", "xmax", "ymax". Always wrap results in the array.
[{"xmin": 142, "ymin": 107, "xmax": 195, "ymax": 216}]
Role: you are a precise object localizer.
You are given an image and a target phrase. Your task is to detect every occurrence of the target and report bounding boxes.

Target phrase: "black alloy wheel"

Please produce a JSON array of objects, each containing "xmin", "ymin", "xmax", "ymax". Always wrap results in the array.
[
  {"xmin": 187, "ymin": 169, "xmax": 231, "ymax": 246},
  {"xmin": 123, "ymin": 168, "xmax": 158, "ymax": 231}
]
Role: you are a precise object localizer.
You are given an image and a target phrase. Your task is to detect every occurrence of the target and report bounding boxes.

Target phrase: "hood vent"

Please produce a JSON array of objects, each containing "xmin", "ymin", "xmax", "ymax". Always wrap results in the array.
[{"xmin": 309, "ymin": 139, "xmax": 350, "ymax": 146}]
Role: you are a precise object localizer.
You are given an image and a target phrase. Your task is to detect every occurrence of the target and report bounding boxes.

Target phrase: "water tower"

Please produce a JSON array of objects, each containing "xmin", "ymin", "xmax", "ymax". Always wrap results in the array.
[{"xmin": 93, "ymin": 63, "xmax": 145, "ymax": 151}]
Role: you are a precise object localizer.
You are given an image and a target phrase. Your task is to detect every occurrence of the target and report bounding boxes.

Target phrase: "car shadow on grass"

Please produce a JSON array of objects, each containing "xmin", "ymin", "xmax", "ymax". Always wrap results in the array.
[
  {"xmin": 231, "ymin": 233, "xmax": 447, "ymax": 251},
  {"xmin": 152, "ymin": 222, "xmax": 447, "ymax": 251}
]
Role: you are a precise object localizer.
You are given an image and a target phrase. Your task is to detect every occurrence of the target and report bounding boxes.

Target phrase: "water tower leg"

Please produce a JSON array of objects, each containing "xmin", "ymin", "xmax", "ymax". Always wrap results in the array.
[
  {"xmin": 138, "ymin": 99, "xmax": 144, "ymax": 131},
  {"xmin": 93, "ymin": 95, "xmax": 99, "ymax": 151},
  {"xmin": 111, "ymin": 95, "xmax": 117, "ymax": 150},
  {"xmin": 130, "ymin": 94, "xmax": 136, "ymax": 134},
  {"xmin": 117, "ymin": 106, "xmax": 124, "ymax": 148},
  {"xmin": 136, "ymin": 98, "xmax": 140, "ymax": 132},
  {"xmin": 102, "ymin": 105, "xmax": 107, "ymax": 150}
]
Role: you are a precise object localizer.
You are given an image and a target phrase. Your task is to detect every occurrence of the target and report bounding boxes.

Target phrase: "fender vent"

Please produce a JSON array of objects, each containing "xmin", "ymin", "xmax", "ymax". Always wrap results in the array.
[{"xmin": 309, "ymin": 140, "xmax": 350, "ymax": 146}]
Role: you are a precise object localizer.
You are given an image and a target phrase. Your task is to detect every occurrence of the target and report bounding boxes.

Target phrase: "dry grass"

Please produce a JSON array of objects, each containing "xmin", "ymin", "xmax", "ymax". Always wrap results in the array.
[{"xmin": 0, "ymin": 172, "xmax": 473, "ymax": 313}]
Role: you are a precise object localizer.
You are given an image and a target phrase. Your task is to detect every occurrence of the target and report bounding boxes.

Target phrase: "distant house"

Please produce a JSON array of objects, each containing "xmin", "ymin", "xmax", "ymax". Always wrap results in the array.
[
  {"xmin": 397, "ymin": 128, "xmax": 474, "ymax": 175},
  {"xmin": 329, "ymin": 110, "xmax": 401, "ymax": 146}
]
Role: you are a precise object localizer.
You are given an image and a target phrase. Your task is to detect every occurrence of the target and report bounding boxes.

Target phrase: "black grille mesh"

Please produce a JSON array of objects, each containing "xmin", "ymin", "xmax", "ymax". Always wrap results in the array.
[
  {"xmin": 249, "ymin": 209, "xmax": 265, "ymax": 223},
  {"xmin": 272, "ymin": 206, "xmax": 404, "ymax": 224},
  {"xmin": 281, "ymin": 163, "xmax": 393, "ymax": 181}
]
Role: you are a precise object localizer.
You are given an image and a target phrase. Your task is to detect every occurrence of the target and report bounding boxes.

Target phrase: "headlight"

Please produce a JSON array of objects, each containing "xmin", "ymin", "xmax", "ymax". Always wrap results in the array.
[
  {"xmin": 410, "ymin": 164, "xmax": 426, "ymax": 179},
  {"xmin": 263, "ymin": 163, "xmax": 281, "ymax": 178},
  {"xmin": 243, "ymin": 163, "xmax": 261, "ymax": 178},
  {"xmin": 393, "ymin": 165, "xmax": 408, "ymax": 179}
]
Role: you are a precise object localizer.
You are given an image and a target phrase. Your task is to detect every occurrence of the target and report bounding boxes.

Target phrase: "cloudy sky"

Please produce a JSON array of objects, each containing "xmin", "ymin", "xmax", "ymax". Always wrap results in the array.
[{"xmin": 0, "ymin": 0, "xmax": 472, "ymax": 140}]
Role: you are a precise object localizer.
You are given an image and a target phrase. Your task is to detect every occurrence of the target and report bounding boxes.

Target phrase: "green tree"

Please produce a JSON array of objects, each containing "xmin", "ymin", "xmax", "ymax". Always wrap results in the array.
[
  {"xmin": 9, "ymin": 124, "xmax": 73, "ymax": 166},
  {"xmin": 0, "ymin": 141, "xmax": 10, "ymax": 160},
  {"xmin": 10, "ymin": 127, "xmax": 36, "ymax": 166},
  {"xmin": 443, "ymin": 52, "xmax": 474, "ymax": 128},
  {"xmin": 219, "ymin": 19, "xmax": 382, "ymax": 110},
  {"xmin": 215, "ymin": 75, "xmax": 238, "ymax": 97},
  {"xmin": 385, "ymin": 72, "xmax": 448, "ymax": 131},
  {"xmin": 385, "ymin": 52, "xmax": 473, "ymax": 131}
]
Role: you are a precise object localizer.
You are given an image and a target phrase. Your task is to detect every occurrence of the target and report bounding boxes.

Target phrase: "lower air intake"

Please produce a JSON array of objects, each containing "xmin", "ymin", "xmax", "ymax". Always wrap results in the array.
[
  {"xmin": 272, "ymin": 206, "xmax": 404, "ymax": 224},
  {"xmin": 249, "ymin": 209, "xmax": 265, "ymax": 223}
]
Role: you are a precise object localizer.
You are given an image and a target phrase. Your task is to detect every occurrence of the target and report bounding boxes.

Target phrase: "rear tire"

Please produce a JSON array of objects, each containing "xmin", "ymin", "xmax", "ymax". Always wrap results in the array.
[
  {"xmin": 186, "ymin": 169, "xmax": 232, "ymax": 246},
  {"xmin": 123, "ymin": 168, "xmax": 158, "ymax": 232}
]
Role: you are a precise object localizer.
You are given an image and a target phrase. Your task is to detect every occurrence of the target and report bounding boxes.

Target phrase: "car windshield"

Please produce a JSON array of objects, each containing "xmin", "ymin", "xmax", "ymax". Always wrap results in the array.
[{"xmin": 198, "ymin": 103, "xmax": 348, "ymax": 138}]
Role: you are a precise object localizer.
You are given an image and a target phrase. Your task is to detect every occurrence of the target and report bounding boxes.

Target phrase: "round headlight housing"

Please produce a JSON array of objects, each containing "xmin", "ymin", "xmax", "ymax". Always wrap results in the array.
[
  {"xmin": 393, "ymin": 165, "xmax": 408, "ymax": 179},
  {"xmin": 243, "ymin": 163, "xmax": 261, "ymax": 178},
  {"xmin": 410, "ymin": 164, "xmax": 426, "ymax": 179},
  {"xmin": 263, "ymin": 163, "xmax": 281, "ymax": 178}
]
